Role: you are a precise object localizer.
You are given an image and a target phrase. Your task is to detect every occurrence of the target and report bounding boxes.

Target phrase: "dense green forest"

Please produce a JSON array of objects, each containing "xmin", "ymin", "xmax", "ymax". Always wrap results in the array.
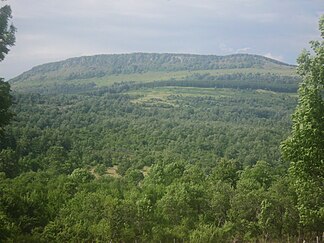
[
  {"xmin": 1, "ymin": 84, "xmax": 300, "ymax": 242},
  {"xmin": 1, "ymin": 40, "xmax": 323, "ymax": 242}
]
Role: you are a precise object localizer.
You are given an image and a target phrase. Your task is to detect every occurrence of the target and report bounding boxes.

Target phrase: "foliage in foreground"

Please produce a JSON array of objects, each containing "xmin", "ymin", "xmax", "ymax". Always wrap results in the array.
[
  {"xmin": 281, "ymin": 15, "xmax": 324, "ymax": 233},
  {"xmin": 0, "ymin": 84, "xmax": 316, "ymax": 242}
]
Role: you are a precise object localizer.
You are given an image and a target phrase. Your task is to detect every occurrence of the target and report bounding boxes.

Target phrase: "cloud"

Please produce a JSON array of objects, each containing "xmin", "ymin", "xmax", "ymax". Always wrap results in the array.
[
  {"xmin": 0, "ymin": 0, "xmax": 323, "ymax": 79},
  {"xmin": 219, "ymin": 43, "xmax": 234, "ymax": 54},
  {"xmin": 236, "ymin": 47, "xmax": 251, "ymax": 53},
  {"xmin": 264, "ymin": 52, "xmax": 284, "ymax": 62},
  {"xmin": 219, "ymin": 44, "xmax": 251, "ymax": 54}
]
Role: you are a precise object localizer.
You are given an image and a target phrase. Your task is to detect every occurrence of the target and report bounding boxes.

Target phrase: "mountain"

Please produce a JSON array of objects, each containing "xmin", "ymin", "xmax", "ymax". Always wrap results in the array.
[
  {"xmin": 2, "ymin": 53, "xmax": 306, "ymax": 241},
  {"xmin": 9, "ymin": 53, "xmax": 297, "ymax": 93}
]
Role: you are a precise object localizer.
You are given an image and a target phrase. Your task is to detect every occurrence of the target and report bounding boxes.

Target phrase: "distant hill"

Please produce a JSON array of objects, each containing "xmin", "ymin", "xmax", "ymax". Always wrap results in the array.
[
  {"xmin": 10, "ymin": 53, "xmax": 298, "ymax": 94},
  {"xmin": 10, "ymin": 53, "xmax": 293, "ymax": 83}
]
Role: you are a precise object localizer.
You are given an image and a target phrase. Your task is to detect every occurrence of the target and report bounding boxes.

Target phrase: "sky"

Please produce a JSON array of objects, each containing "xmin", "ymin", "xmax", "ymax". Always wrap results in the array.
[{"xmin": 0, "ymin": 0, "xmax": 323, "ymax": 80}]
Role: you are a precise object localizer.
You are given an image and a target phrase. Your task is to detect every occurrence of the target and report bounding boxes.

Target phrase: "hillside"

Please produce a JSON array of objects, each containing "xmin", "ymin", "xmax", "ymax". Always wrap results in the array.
[
  {"xmin": 9, "ymin": 53, "xmax": 298, "ymax": 93},
  {"xmin": 1, "ymin": 52, "xmax": 308, "ymax": 241},
  {"xmin": 2, "ymin": 67, "xmax": 300, "ymax": 241}
]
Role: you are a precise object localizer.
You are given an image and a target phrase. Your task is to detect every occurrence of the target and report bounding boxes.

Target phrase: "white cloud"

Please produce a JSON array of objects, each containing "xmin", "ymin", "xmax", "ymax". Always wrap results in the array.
[
  {"xmin": 264, "ymin": 52, "xmax": 284, "ymax": 62},
  {"xmin": 219, "ymin": 44, "xmax": 251, "ymax": 54},
  {"xmin": 0, "ymin": 0, "xmax": 323, "ymax": 79},
  {"xmin": 219, "ymin": 43, "xmax": 234, "ymax": 53},
  {"xmin": 236, "ymin": 47, "xmax": 251, "ymax": 53}
]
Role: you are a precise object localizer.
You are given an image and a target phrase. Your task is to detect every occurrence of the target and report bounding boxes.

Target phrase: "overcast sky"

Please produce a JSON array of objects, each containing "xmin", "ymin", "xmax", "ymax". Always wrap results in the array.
[{"xmin": 0, "ymin": 0, "xmax": 323, "ymax": 80}]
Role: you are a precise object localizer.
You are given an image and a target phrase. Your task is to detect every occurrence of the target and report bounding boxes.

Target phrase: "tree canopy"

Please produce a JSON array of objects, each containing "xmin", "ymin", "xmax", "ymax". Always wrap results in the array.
[
  {"xmin": 0, "ymin": 2, "xmax": 15, "ymax": 135},
  {"xmin": 0, "ymin": 3, "xmax": 16, "ymax": 61},
  {"xmin": 0, "ymin": 8, "xmax": 323, "ymax": 243},
  {"xmin": 281, "ymin": 15, "xmax": 324, "ymax": 232}
]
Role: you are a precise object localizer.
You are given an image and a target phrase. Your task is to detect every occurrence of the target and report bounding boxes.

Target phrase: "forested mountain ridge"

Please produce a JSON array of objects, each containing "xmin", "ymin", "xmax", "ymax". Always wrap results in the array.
[
  {"xmin": 9, "ymin": 53, "xmax": 298, "ymax": 94},
  {"xmin": 1, "ymin": 1, "xmax": 323, "ymax": 238},
  {"xmin": 10, "ymin": 53, "xmax": 294, "ymax": 83},
  {"xmin": 2, "ymin": 49, "xmax": 322, "ymax": 241}
]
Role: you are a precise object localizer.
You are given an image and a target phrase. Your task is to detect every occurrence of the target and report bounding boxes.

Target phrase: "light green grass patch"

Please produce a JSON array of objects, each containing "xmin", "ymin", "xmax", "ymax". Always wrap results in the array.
[
  {"xmin": 11, "ymin": 67, "xmax": 297, "ymax": 93},
  {"xmin": 93, "ymin": 67, "xmax": 297, "ymax": 87},
  {"xmin": 128, "ymin": 86, "xmax": 298, "ymax": 108},
  {"xmin": 127, "ymin": 86, "xmax": 239, "ymax": 107}
]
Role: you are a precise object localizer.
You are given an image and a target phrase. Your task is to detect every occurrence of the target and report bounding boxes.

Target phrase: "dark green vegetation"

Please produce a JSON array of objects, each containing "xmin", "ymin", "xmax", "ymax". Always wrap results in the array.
[
  {"xmin": 281, "ymin": 15, "xmax": 324, "ymax": 235},
  {"xmin": 0, "ymin": 49, "xmax": 322, "ymax": 242},
  {"xmin": 0, "ymin": 3, "xmax": 16, "ymax": 62},
  {"xmin": 0, "ymin": 80, "xmax": 13, "ymax": 135},
  {"xmin": 0, "ymin": 2, "xmax": 15, "ymax": 135}
]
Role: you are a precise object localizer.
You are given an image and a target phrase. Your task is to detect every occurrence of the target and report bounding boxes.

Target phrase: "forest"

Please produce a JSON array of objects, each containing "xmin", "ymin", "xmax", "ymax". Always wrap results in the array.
[
  {"xmin": 1, "ymin": 82, "xmax": 302, "ymax": 242},
  {"xmin": 0, "ymin": 5, "xmax": 323, "ymax": 242},
  {"xmin": 1, "ymin": 68, "xmax": 322, "ymax": 242}
]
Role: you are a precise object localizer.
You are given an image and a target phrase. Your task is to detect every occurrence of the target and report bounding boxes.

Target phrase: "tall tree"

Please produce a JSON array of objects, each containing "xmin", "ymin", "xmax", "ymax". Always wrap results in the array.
[
  {"xmin": 0, "ymin": 1, "xmax": 16, "ymax": 136},
  {"xmin": 0, "ymin": 2, "xmax": 16, "ymax": 61},
  {"xmin": 281, "ymin": 16, "xmax": 324, "ymax": 234},
  {"xmin": 0, "ymin": 80, "xmax": 12, "ymax": 134}
]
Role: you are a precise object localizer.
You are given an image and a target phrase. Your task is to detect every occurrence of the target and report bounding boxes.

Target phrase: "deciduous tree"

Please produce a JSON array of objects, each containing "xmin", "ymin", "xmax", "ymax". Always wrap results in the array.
[
  {"xmin": 0, "ymin": 1, "xmax": 16, "ymax": 137},
  {"xmin": 281, "ymin": 15, "xmax": 324, "ymax": 234}
]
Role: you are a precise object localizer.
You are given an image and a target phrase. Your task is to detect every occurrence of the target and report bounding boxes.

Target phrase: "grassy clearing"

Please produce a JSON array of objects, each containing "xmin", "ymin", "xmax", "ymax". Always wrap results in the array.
[
  {"xmin": 128, "ymin": 86, "xmax": 235, "ymax": 107},
  {"xmin": 141, "ymin": 166, "xmax": 151, "ymax": 177},
  {"xmin": 89, "ymin": 165, "xmax": 121, "ymax": 179},
  {"xmin": 91, "ymin": 67, "xmax": 297, "ymax": 87},
  {"xmin": 129, "ymin": 86, "xmax": 240, "ymax": 101},
  {"xmin": 106, "ymin": 165, "xmax": 120, "ymax": 178},
  {"xmin": 127, "ymin": 86, "xmax": 298, "ymax": 108},
  {"xmin": 13, "ymin": 67, "xmax": 296, "ymax": 88}
]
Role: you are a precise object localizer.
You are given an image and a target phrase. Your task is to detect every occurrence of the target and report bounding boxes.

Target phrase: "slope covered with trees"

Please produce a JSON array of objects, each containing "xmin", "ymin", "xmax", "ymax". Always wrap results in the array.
[
  {"xmin": 1, "ymin": 13, "xmax": 323, "ymax": 243},
  {"xmin": 10, "ymin": 53, "xmax": 294, "ymax": 83},
  {"xmin": 9, "ymin": 53, "xmax": 298, "ymax": 94},
  {"xmin": 1, "ymin": 85, "xmax": 299, "ymax": 242}
]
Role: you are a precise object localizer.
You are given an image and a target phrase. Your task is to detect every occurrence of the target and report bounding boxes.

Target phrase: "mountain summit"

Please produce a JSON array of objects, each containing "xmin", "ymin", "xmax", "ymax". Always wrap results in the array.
[{"xmin": 10, "ymin": 53, "xmax": 293, "ymax": 84}]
